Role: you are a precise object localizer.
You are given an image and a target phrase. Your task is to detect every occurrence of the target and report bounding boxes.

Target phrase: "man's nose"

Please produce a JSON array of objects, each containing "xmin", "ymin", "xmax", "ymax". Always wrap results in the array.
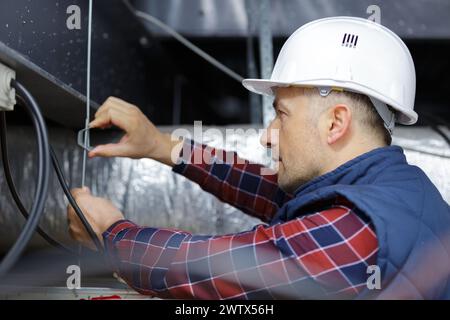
[{"xmin": 260, "ymin": 121, "xmax": 279, "ymax": 149}]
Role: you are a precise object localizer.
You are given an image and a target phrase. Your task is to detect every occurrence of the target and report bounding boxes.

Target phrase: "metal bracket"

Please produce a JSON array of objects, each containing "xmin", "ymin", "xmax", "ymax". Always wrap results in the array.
[
  {"xmin": 77, "ymin": 128, "xmax": 93, "ymax": 152},
  {"xmin": 319, "ymin": 87, "xmax": 333, "ymax": 97}
]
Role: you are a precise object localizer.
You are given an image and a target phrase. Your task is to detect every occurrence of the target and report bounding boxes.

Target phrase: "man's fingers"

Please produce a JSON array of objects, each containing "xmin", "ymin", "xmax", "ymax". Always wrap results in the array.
[
  {"xmin": 93, "ymin": 97, "xmax": 139, "ymax": 127},
  {"xmin": 93, "ymin": 101, "xmax": 128, "ymax": 122},
  {"xmin": 88, "ymin": 143, "xmax": 132, "ymax": 158},
  {"xmin": 94, "ymin": 97, "xmax": 133, "ymax": 118},
  {"xmin": 67, "ymin": 205, "xmax": 82, "ymax": 228},
  {"xmin": 68, "ymin": 228, "xmax": 77, "ymax": 241},
  {"xmin": 89, "ymin": 108, "xmax": 129, "ymax": 131},
  {"xmin": 70, "ymin": 187, "xmax": 91, "ymax": 198},
  {"xmin": 89, "ymin": 118, "xmax": 112, "ymax": 130},
  {"xmin": 68, "ymin": 227, "xmax": 97, "ymax": 251},
  {"xmin": 94, "ymin": 97, "xmax": 122, "ymax": 117}
]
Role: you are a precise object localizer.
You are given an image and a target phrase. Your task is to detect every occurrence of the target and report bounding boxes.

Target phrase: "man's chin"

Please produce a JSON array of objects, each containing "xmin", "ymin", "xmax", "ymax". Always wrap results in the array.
[
  {"xmin": 278, "ymin": 173, "xmax": 314, "ymax": 194},
  {"xmin": 278, "ymin": 177, "xmax": 301, "ymax": 194}
]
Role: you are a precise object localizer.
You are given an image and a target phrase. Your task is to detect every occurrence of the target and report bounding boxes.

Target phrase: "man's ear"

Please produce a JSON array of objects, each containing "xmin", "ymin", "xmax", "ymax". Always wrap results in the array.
[{"xmin": 325, "ymin": 104, "xmax": 352, "ymax": 145}]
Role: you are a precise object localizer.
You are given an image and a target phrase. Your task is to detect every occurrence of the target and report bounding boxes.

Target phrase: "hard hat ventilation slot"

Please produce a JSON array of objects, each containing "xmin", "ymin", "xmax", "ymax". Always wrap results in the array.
[{"xmin": 342, "ymin": 33, "xmax": 359, "ymax": 48}]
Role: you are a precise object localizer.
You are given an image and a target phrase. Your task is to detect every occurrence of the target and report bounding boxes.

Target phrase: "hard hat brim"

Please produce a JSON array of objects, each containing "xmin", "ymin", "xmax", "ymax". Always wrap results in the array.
[{"xmin": 242, "ymin": 78, "xmax": 418, "ymax": 125}]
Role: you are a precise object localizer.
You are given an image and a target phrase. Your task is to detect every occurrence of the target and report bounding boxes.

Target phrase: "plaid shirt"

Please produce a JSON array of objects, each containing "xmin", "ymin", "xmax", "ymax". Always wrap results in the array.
[{"xmin": 103, "ymin": 139, "xmax": 378, "ymax": 299}]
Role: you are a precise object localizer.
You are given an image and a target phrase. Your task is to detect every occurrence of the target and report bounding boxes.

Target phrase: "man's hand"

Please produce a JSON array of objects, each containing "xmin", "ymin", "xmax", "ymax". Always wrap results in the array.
[
  {"xmin": 88, "ymin": 97, "xmax": 183, "ymax": 166},
  {"xmin": 67, "ymin": 187, "xmax": 125, "ymax": 250}
]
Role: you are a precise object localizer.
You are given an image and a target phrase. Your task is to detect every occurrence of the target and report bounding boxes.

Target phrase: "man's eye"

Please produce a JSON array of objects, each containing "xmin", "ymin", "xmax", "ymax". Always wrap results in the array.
[{"xmin": 279, "ymin": 111, "xmax": 287, "ymax": 118}]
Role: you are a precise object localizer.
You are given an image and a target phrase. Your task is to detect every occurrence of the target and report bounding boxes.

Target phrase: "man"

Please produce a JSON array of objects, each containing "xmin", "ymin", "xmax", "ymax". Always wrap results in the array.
[{"xmin": 67, "ymin": 17, "xmax": 450, "ymax": 299}]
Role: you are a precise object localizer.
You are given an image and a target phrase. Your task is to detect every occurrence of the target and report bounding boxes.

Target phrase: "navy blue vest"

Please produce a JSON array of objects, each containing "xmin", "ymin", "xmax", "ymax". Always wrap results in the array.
[{"xmin": 271, "ymin": 146, "xmax": 450, "ymax": 299}]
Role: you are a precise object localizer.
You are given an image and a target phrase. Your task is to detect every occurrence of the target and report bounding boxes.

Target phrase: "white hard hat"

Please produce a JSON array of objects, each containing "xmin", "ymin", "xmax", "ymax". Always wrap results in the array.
[{"xmin": 243, "ymin": 17, "xmax": 418, "ymax": 130}]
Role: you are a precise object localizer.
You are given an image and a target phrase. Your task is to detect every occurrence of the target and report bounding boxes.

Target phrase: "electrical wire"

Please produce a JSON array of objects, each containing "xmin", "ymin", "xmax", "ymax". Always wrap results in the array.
[
  {"xmin": 0, "ymin": 111, "xmax": 73, "ymax": 254},
  {"xmin": 1, "ymin": 93, "xmax": 104, "ymax": 254},
  {"xmin": 50, "ymin": 147, "xmax": 103, "ymax": 253},
  {"xmin": 2, "ymin": 80, "xmax": 103, "ymax": 261},
  {"xmin": 0, "ymin": 80, "xmax": 50, "ymax": 278},
  {"xmin": 18, "ymin": 80, "xmax": 103, "ymax": 253},
  {"xmin": 123, "ymin": 0, "xmax": 245, "ymax": 83}
]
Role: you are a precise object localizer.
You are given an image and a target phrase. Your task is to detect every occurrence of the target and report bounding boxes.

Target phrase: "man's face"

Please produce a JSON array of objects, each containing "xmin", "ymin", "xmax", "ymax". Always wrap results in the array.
[{"xmin": 261, "ymin": 87, "xmax": 325, "ymax": 194}]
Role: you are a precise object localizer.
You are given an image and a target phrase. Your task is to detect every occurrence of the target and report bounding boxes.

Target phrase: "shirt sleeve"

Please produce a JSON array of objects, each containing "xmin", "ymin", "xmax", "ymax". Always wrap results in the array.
[
  {"xmin": 172, "ymin": 139, "xmax": 293, "ymax": 223},
  {"xmin": 103, "ymin": 204, "xmax": 378, "ymax": 300}
]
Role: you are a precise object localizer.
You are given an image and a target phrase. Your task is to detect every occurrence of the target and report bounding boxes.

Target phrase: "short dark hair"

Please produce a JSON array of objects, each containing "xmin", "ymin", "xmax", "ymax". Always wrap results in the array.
[
  {"xmin": 351, "ymin": 93, "xmax": 392, "ymax": 146},
  {"xmin": 305, "ymin": 88, "xmax": 392, "ymax": 146}
]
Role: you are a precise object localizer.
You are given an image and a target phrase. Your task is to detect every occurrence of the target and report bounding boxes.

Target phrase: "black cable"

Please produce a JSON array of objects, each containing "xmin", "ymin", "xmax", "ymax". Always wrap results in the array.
[
  {"xmin": 0, "ymin": 80, "xmax": 50, "ymax": 278},
  {"xmin": 10, "ymin": 80, "xmax": 103, "ymax": 253},
  {"xmin": 15, "ymin": 81, "xmax": 102, "ymax": 252},
  {"xmin": 50, "ymin": 147, "xmax": 103, "ymax": 253},
  {"xmin": 0, "ymin": 79, "xmax": 103, "ymax": 278},
  {"xmin": 0, "ymin": 112, "xmax": 73, "ymax": 254}
]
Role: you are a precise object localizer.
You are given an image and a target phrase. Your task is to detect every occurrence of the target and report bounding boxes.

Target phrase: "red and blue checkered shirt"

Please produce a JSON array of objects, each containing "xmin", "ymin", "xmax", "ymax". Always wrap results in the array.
[{"xmin": 103, "ymin": 139, "xmax": 378, "ymax": 299}]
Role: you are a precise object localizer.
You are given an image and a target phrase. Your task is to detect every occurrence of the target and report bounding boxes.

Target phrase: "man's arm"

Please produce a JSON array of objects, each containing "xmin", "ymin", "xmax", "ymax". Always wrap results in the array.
[
  {"xmin": 172, "ymin": 139, "xmax": 292, "ymax": 223},
  {"xmin": 103, "ymin": 204, "xmax": 378, "ymax": 299},
  {"xmin": 69, "ymin": 97, "xmax": 378, "ymax": 299},
  {"xmin": 87, "ymin": 97, "xmax": 291, "ymax": 223}
]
